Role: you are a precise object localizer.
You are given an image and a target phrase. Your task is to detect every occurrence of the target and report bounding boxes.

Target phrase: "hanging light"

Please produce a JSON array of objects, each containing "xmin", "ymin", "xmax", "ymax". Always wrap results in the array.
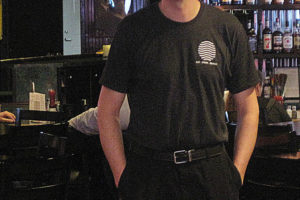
[
  {"xmin": 109, "ymin": 0, "xmax": 115, "ymax": 8},
  {"xmin": 125, "ymin": 0, "xmax": 131, "ymax": 15}
]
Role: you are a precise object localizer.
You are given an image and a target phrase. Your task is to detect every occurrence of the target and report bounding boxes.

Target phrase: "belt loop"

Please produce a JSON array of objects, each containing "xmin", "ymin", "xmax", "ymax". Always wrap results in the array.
[{"xmin": 188, "ymin": 149, "xmax": 194, "ymax": 162}]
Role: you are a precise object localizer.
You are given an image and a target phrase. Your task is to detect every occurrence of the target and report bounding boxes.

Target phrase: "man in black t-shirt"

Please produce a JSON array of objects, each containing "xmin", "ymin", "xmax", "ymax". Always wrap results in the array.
[{"xmin": 97, "ymin": 0, "xmax": 260, "ymax": 199}]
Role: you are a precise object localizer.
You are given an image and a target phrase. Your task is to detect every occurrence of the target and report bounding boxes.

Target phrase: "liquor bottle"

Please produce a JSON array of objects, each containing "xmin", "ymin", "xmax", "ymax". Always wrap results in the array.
[
  {"xmin": 247, "ymin": 20, "xmax": 257, "ymax": 53},
  {"xmin": 283, "ymin": 21, "xmax": 293, "ymax": 53},
  {"xmin": 294, "ymin": 23, "xmax": 300, "ymax": 52},
  {"xmin": 210, "ymin": 0, "xmax": 220, "ymax": 5},
  {"xmin": 292, "ymin": 106, "xmax": 297, "ymax": 119},
  {"xmin": 263, "ymin": 19, "xmax": 272, "ymax": 53},
  {"xmin": 274, "ymin": 0, "xmax": 284, "ymax": 4},
  {"xmin": 266, "ymin": 59, "xmax": 273, "ymax": 76},
  {"xmin": 263, "ymin": 76, "xmax": 272, "ymax": 98},
  {"xmin": 220, "ymin": 0, "xmax": 232, "ymax": 5},
  {"xmin": 262, "ymin": 0, "xmax": 272, "ymax": 4},
  {"xmin": 232, "ymin": 0, "xmax": 243, "ymax": 4},
  {"xmin": 245, "ymin": 0, "xmax": 256, "ymax": 4},
  {"xmin": 273, "ymin": 18, "xmax": 283, "ymax": 53},
  {"xmin": 286, "ymin": 105, "xmax": 292, "ymax": 118},
  {"xmin": 284, "ymin": 0, "xmax": 294, "ymax": 4}
]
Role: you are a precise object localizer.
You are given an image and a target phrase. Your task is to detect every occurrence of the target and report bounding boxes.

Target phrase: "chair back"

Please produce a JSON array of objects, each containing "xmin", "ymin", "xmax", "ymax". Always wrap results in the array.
[
  {"xmin": 1, "ymin": 132, "xmax": 72, "ymax": 200},
  {"xmin": 15, "ymin": 109, "xmax": 66, "ymax": 127},
  {"xmin": 0, "ymin": 109, "xmax": 71, "ymax": 200}
]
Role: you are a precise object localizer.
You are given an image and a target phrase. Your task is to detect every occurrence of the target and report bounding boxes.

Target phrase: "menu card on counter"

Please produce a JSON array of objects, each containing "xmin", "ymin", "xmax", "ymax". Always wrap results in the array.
[
  {"xmin": 29, "ymin": 92, "xmax": 46, "ymax": 111},
  {"xmin": 275, "ymin": 68, "xmax": 299, "ymax": 98}
]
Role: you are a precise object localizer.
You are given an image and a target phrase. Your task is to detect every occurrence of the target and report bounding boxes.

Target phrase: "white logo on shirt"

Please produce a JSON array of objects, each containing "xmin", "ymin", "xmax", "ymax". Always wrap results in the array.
[{"xmin": 196, "ymin": 41, "xmax": 218, "ymax": 66}]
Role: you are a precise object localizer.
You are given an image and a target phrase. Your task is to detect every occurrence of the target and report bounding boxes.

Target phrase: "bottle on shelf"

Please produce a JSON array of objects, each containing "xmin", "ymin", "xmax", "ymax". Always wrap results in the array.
[
  {"xmin": 262, "ymin": 0, "xmax": 272, "ymax": 4},
  {"xmin": 48, "ymin": 89, "xmax": 57, "ymax": 112},
  {"xmin": 273, "ymin": 18, "xmax": 283, "ymax": 53},
  {"xmin": 247, "ymin": 20, "xmax": 257, "ymax": 53},
  {"xmin": 232, "ymin": 0, "xmax": 243, "ymax": 4},
  {"xmin": 220, "ymin": 0, "xmax": 232, "ymax": 5},
  {"xmin": 284, "ymin": 0, "xmax": 294, "ymax": 4},
  {"xmin": 286, "ymin": 105, "xmax": 292, "ymax": 118},
  {"xmin": 274, "ymin": 0, "xmax": 284, "ymax": 4},
  {"xmin": 263, "ymin": 19, "xmax": 273, "ymax": 53},
  {"xmin": 292, "ymin": 106, "xmax": 297, "ymax": 119},
  {"xmin": 294, "ymin": 23, "xmax": 300, "ymax": 52},
  {"xmin": 262, "ymin": 76, "xmax": 272, "ymax": 98},
  {"xmin": 245, "ymin": 0, "xmax": 256, "ymax": 4},
  {"xmin": 283, "ymin": 20, "xmax": 293, "ymax": 53},
  {"xmin": 266, "ymin": 59, "xmax": 273, "ymax": 76},
  {"xmin": 210, "ymin": 0, "xmax": 220, "ymax": 6}
]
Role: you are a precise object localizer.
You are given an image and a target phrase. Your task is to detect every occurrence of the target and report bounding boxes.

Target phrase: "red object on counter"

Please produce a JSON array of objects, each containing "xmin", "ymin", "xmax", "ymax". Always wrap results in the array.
[
  {"xmin": 274, "ymin": 95, "xmax": 284, "ymax": 104},
  {"xmin": 49, "ymin": 89, "xmax": 56, "ymax": 108}
]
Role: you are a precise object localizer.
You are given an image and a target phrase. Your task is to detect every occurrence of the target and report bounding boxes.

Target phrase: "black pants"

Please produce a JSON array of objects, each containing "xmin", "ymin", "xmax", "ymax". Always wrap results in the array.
[{"xmin": 118, "ymin": 146, "xmax": 242, "ymax": 200}]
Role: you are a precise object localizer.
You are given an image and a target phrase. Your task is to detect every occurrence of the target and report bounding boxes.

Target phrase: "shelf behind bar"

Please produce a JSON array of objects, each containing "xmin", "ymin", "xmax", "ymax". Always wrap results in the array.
[
  {"xmin": 217, "ymin": 4, "xmax": 300, "ymax": 10},
  {"xmin": 254, "ymin": 53, "xmax": 300, "ymax": 59},
  {"xmin": 260, "ymin": 4, "xmax": 300, "ymax": 10},
  {"xmin": 0, "ymin": 91, "xmax": 13, "ymax": 96},
  {"xmin": 217, "ymin": 5, "xmax": 259, "ymax": 10}
]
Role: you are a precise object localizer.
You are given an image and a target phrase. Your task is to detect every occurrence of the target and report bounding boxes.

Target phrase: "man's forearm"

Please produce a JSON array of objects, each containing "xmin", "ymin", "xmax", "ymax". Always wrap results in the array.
[
  {"xmin": 233, "ymin": 108, "xmax": 259, "ymax": 183},
  {"xmin": 99, "ymin": 115, "xmax": 126, "ymax": 187},
  {"xmin": 233, "ymin": 88, "xmax": 259, "ymax": 183}
]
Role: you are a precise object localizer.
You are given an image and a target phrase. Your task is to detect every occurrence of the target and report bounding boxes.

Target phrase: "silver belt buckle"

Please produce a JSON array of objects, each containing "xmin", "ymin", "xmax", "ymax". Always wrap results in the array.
[{"xmin": 173, "ymin": 149, "xmax": 194, "ymax": 164}]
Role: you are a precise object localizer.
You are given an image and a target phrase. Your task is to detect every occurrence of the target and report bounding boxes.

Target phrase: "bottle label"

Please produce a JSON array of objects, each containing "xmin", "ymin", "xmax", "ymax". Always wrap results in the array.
[
  {"xmin": 246, "ymin": 0, "xmax": 255, "ymax": 4},
  {"xmin": 264, "ymin": 86, "xmax": 271, "ymax": 98},
  {"xmin": 263, "ymin": 34, "xmax": 272, "ymax": 50},
  {"xmin": 283, "ymin": 36, "xmax": 293, "ymax": 49},
  {"xmin": 287, "ymin": 109, "xmax": 292, "ymax": 118},
  {"xmin": 264, "ymin": 0, "xmax": 272, "ymax": 3},
  {"xmin": 274, "ymin": 36, "xmax": 283, "ymax": 45},
  {"xmin": 221, "ymin": 0, "xmax": 232, "ymax": 3},
  {"xmin": 233, "ymin": 0, "xmax": 243, "ymax": 3},
  {"xmin": 274, "ymin": 0, "xmax": 284, "ymax": 3},
  {"xmin": 294, "ymin": 36, "xmax": 300, "ymax": 48},
  {"xmin": 292, "ymin": 111, "xmax": 297, "ymax": 119},
  {"xmin": 249, "ymin": 37, "xmax": 257, "ymax": 52}
]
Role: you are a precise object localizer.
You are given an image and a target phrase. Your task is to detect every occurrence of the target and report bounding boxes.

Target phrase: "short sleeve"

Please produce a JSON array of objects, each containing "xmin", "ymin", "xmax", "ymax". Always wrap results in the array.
[
  {"xmin": 99, "ymin": 19, "xmax": 134, "ymax": 93},
  {"xmin": 226, "ymin": 18, "xmax": 260, "ymax": 94}
]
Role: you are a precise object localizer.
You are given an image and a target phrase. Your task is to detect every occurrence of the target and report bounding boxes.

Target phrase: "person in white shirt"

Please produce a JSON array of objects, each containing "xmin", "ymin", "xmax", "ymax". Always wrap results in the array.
[{"xmin": 68, "ymin": 96, "xmax": 130, "ymax": 135}]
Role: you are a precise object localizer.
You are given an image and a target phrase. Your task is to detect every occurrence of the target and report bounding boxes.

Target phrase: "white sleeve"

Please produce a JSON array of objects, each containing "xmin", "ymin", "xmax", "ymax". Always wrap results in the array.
[{"xmin": 120, "ymin": 95, "xmax": 130, "ymax": 130}]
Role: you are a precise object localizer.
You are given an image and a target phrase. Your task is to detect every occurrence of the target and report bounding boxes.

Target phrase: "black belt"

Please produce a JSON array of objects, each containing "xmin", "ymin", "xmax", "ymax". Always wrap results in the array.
[{"xmin": 128, "ymin": 141, "xmax": 223, "ymax": 164}]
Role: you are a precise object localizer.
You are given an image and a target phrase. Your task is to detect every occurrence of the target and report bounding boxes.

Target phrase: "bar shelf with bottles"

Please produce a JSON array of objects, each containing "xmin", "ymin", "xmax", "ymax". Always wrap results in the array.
[
  {"xmin": 209, "ymin": 1, "xmax": 300, "ymax": 60},
  {"xmin": 217, "ymin": 5, "xmax": 300, "ymax": 10},
  {"xmin": 211, "ymin": 0, "xmax": 300, "ymax": 59},
  {"xmin": 205, "ymin": 0, "xmax": 300, "ymax": 101}
]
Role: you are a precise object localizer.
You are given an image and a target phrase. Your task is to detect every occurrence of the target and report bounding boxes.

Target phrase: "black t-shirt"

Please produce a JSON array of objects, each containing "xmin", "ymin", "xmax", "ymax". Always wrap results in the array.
[{"xmin": 100, "ymin": 3, "xmax": 260, "ymax": 151}]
